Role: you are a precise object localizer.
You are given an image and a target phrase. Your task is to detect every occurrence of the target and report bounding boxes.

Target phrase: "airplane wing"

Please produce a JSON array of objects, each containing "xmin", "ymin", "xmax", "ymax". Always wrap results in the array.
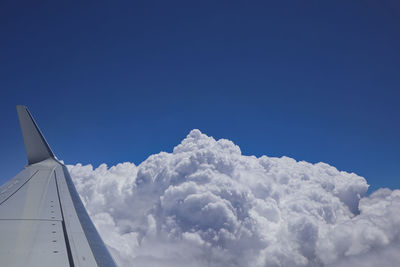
[{"xmin": 0, "ymin": 106, "xmax": 117, "ymax": 267}]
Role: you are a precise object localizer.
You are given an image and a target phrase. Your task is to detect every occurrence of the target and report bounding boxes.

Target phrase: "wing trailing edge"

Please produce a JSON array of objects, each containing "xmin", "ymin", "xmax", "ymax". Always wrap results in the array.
[{"xmin": 16, "ymin": 105, "xmax": 55, "ymax": 165}]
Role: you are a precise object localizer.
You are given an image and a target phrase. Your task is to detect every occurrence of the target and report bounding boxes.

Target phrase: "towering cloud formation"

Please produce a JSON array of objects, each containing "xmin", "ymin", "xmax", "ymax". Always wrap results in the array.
[{"xmin": 68, "ymin": 130, "xmax": 400, "ymax": 267}]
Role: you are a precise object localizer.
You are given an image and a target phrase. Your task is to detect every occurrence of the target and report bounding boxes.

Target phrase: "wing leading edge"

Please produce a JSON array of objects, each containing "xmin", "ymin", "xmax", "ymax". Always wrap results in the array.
[{"xmin": 0, "ymin": 106, "xmax": 117, "ymax": 267}]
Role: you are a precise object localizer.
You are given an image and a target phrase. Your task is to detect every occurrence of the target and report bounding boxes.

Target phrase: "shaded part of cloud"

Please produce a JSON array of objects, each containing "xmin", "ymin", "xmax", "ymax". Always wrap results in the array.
[{"xmin": 67, "ymin": 129, "xmax": 400, "ymax": 267}]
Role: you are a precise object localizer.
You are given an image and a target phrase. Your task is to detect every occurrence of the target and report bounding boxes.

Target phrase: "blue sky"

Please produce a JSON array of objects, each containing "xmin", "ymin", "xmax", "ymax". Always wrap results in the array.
[{"xmin": 0, "ymin": 0, "xmax": 399, "ymax": 192}]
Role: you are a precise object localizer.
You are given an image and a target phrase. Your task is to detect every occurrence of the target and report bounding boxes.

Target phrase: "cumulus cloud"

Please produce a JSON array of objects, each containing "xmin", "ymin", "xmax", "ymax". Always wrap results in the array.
[{"xmin": 67, "ymin": 129, "xmax": 400, "ymax": 267}]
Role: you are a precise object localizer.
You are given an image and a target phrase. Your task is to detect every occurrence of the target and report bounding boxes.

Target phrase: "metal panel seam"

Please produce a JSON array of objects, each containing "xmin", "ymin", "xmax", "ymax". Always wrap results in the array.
[
  {"xmin": 54, "ymin": 169, "xmax": 76, "ymax": 267},
  {"xmin": 0, "ymin": 170, "xmax": 39, "ymax": 206}
]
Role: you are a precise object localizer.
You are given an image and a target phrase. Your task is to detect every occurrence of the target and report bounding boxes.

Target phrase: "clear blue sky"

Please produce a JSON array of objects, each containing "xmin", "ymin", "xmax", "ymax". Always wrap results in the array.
[{"xmin": 0, "ymin": 0, "xmax": 399, "ymax": 192}]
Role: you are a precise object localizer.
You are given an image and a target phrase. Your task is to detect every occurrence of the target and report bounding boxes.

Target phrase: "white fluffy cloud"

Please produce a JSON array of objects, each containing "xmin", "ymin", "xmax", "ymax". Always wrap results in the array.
[{"xmin": 67, "ymin": 129, "xmax": 400, "ymax": 267}]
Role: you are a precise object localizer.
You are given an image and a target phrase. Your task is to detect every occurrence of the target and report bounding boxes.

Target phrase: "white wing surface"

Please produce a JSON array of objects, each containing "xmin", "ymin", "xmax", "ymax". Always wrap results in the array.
[{"xmin": 0, "ymin": 106, "xmax": 117, "ymax": 267}]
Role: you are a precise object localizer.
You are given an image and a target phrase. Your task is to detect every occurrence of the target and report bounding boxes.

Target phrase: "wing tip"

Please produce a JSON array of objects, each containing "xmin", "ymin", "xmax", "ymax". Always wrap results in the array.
[{"xmin": 16, "ymin": 106, "xmax": 55, "ymax": 165}]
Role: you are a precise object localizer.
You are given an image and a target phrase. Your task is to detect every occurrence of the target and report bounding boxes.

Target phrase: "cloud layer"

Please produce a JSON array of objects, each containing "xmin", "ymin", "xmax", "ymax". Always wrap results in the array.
[{"xmin": 67, "ymin": 130, "xmax": 400, "ymax": 267}]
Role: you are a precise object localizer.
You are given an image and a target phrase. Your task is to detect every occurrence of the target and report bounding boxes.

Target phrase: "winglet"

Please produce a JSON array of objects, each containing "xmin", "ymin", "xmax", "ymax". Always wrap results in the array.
[{"xmin": 16, "ymin": 105, "xmax": 55, "ymax": 165}]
